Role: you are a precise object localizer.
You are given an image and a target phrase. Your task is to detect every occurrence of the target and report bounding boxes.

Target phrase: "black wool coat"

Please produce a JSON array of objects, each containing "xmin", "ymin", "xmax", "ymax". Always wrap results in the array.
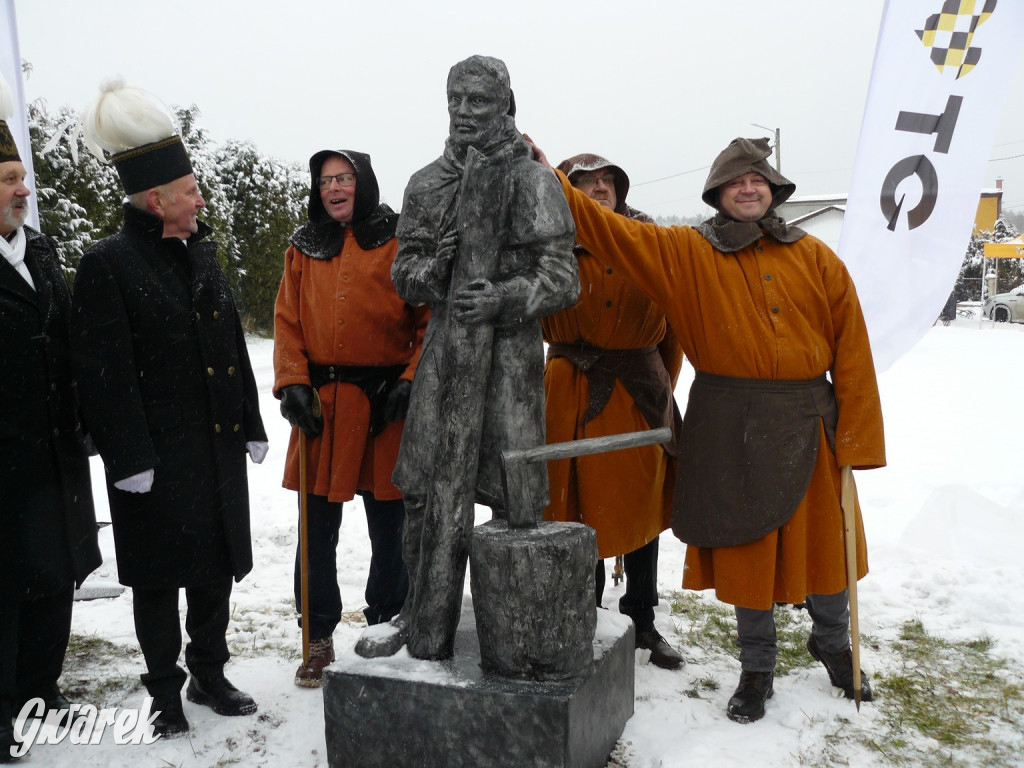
[
  {"xmin": 0, "ymin": 227, "xmax": 101, "ymax": 595},
  {"xmin": 72, "ymin": 205, "xmax": 267, "ymax": 589}
]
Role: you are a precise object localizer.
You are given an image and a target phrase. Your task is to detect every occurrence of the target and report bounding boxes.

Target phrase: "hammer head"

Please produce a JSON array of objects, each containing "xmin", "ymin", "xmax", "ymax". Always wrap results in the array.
[{"xmin": 500, "ymin": 450, "xmax": 540, "ymax": 529}]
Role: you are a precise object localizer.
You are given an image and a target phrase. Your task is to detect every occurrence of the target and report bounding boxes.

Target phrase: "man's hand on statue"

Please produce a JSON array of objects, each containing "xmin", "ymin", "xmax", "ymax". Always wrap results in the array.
[
  {"xmin": 279, "ymin": 384, "xmax": 324, "ymax": 438},
  {"xmin": 522, "ymin": 134, "xmax": 553, "ymax": 170},
  {"xmin": 452, "ymin": 278, "xmax": 501, "ymax": 324}
]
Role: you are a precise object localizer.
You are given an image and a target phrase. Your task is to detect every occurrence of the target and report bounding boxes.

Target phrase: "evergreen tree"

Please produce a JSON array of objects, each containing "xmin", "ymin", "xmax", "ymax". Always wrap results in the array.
[
  {"xmin": 175, "ymin": 105, "xmax": 235, "ymax": 276},
  {"xmin": 654, "ymin": 213, "xmax": 706, "ymax": 227},
  {"xmin": 955, "ymin": 219, "xmax": 1022, "ymax": 301},
  {"xmin": 1002, "ymin": 208, "xmax": 1024, "ymax": 233},
  {"xmin": 25, "ymin": 96, "xmax": 306, "ymax": 332},
  {"xmin": 28, "ymin": 101, "xmax": 122, "ymax": 280},
  {"xmin": 215, "ymin": 139, "xmax": 307, "ymax": 332}
]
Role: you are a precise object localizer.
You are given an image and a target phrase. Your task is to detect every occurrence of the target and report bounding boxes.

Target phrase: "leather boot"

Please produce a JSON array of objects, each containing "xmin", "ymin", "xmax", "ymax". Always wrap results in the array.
[
  {"xmin": 17, "ymin": 685, "xmax": 71, "ymax": 716},
  {"xmin": 726, "ymin": 670, "xmax": 774, "ymax": 723},
  {"xmin": 16, "ymin": 686, "xmax": 72, "ymax": 727},
  {"xmin": 807, "ymin": 635, "xmax": 874, "ymax": 701},
  {"xmin": 186, "ymin": 673, "xmax": 257, "ymax": 716},
  {"xmin": 635, "ymin": 628, "xmax": 685, "ymax": 670},
  {"xmin": 1, "ymin": 699, "xmax": 24, "ymax": 763},
  {"xmin": 294, "ymin": 637, "xmax": 335, "ymax": 688},
  {"xmin": 151, "ymin": 693, "xmax": 189, "ymax": 739}
]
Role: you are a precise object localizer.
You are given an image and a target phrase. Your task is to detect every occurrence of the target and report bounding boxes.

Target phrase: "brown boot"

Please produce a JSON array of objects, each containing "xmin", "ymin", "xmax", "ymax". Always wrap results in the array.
[{"xmin": 294, "ymin": 637, "xmax": 335, "ymax": 688}]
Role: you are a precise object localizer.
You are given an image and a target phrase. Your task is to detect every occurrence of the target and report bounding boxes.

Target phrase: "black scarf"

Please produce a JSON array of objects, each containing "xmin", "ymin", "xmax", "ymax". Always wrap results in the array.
[
  {"xmin": 289, "ymin": 202, "xmax": 399, "ymax": 260},
  {"xmin": 696, "ymin": 210, "xmax": 806, "ymax": 253}
]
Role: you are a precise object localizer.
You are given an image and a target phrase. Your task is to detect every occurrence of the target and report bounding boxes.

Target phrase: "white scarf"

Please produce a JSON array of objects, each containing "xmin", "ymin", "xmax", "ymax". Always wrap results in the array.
[{"xmin": 0, "ymin": 227, "xmax": 35, "ymax": 290}]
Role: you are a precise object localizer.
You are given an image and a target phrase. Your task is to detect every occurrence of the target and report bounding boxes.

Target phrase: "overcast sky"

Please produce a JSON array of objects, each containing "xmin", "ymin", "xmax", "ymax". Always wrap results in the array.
[{"xmin": 12, "ymin": 0, "xmax": 1024, "ymax": 219}]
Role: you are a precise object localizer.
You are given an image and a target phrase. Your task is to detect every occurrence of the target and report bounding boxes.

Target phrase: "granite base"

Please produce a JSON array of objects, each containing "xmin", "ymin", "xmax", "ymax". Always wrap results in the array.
[{"xmin": 323, "ymin": 606, "xmax": 634, "ymax": 768}]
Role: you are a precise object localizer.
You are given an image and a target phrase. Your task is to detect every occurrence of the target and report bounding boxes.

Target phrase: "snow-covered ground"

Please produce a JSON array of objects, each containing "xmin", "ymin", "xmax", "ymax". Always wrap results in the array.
[{"xmin": 18, "ymin": 317, "xmax": 1024, "ymax": 767}]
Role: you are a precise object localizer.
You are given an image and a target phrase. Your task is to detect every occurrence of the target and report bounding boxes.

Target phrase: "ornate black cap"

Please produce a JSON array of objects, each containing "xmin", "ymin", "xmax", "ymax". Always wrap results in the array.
[
  {"xmin": 111, "ymin": 135, "xmax": 193, "ymax": 194},
  {"xmin": 0, "ymin": 119, "xmax": 20, "ymax": 163}
]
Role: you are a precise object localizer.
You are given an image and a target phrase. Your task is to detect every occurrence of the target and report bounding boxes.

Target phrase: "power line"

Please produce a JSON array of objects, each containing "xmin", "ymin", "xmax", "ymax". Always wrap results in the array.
[{"xmin": 632, "ymin": 164, "xmax": 711, "ymax": 187}]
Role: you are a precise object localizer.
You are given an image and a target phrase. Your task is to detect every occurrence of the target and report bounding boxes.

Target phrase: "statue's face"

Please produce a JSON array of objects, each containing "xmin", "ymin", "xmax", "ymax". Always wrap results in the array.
[{"xmin": 447, "ymin": 74, "xmax": 506, "ymax": 150}]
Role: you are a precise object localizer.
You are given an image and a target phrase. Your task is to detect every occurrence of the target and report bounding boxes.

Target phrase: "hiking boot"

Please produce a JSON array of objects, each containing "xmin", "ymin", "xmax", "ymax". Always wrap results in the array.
[
  {"xmin": 186, "ymin": 673, "xmax": 257, "ymax": 716},
  {"xmin": 635, "ymin": 628, "xmax": 685, "ymax": 670},
  {"xmin": 1, "ymin": 720, "xmax": 22, "ymax": 763},
  {"xmin": 295, "ymin": 637, "xmax": 335, "ymax": 688},
  {"xmin": 1, "ymin": 727, "xmax": 22, "ymax": 763},
  {"xmin": 726, "ymin": 670, "xmax": 774, "ymax": 723},
  {"xmin": 151, "ymin": 694, "xmax": 189, "ymax": 739},
  {"xmin": 17, "ymin": 687, "xmax": 71, "ymax": 717},
  {"xmin": 16, "ymin": 690, "xmax": 75, "ymax": 730},
  {"xmin": 806, "ymin": 635, "xmax": 873, "ymax": 702},
  {"xmin": 2, "ymin": 698, "xmax": 25, "ymax": 762}
]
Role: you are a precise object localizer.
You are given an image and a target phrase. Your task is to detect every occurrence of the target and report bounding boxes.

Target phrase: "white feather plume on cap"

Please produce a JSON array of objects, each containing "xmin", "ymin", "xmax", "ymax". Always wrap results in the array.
[{"xmin": 81, "ymin": 77, "xmax": 180, "ymax": 161}]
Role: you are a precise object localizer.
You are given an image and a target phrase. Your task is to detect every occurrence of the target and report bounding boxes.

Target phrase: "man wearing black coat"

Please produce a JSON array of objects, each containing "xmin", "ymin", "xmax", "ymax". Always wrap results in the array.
[
  {"xmin": 73, "ymin": 81, "xmax": 268, "ymax": 739},
  {"xmin": 1, "ymin": 106, "xmax": 101, "ymax": 763}
]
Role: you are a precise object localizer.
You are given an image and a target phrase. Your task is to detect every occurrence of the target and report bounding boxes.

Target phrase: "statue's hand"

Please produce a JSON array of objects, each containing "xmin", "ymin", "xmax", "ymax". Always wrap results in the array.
[
  {"xmin": 437, "ymin": 230, "xmax": 458, "ymax": 264},
  {"xmin": 451, "ymin": 278, "xmax": 501, "ymax": 324}
]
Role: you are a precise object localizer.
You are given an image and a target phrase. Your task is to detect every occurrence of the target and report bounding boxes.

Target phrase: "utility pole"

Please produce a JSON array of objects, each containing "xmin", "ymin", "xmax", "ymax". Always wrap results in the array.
[{"xmin": 751, "ymin": 123, "xmax": 781, "ymax": 172}]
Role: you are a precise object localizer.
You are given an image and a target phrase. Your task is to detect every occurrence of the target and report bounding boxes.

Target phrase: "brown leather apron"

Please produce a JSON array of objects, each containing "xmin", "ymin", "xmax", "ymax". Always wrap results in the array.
[{"xmin": 672, "ymin": 371, "xmax": 837, "ymax": 548}]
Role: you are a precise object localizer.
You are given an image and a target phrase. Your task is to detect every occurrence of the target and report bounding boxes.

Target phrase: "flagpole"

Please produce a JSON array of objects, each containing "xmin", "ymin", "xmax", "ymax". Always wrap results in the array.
[
  {"xmin": 1, "ymin": 0, "xmax": 39, "ymax": 229},
  {"xmin": 840, "ymin": 466, "xmax": 862, "ymax": 710}
]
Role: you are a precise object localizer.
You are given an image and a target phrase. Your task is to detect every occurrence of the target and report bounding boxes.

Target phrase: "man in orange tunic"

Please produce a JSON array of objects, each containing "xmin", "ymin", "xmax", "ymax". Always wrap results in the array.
[
  {"xmin": 531, "ymin": 136, "xmax": 885, "ymax": 723},
  {"xmin": 274, "ymin": 149, "xmax": 428, "ymax": 685},
  {"xmin": 542, "ymin": 153, "xmax": 684, "ymax": 670}
]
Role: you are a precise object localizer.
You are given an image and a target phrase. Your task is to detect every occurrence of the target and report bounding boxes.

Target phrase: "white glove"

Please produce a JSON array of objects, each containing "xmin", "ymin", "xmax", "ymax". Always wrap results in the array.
[
  {"xmin": 247, "ymin": 441, "xmax": 269, "ymax": 464},
  {"xmin": 114, "ymin": 468, "xmax": 155, "ymax": 493}
]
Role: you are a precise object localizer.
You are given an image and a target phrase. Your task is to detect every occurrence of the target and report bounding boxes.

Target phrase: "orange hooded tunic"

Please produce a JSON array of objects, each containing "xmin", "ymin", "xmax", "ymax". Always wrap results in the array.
[
  {"xmin": 274, "ymin": 229, "xmax": 429, "ymax": 502},
  {"xmin": 557, "ymin": 171, "xmax": 885, "ymax": 610},
  {"xmin": 542, "ymin": 249, "xmax": 683, "ymax": 558}
]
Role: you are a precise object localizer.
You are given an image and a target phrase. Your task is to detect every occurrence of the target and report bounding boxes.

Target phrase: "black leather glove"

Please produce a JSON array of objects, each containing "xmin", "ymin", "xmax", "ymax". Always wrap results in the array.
[
  {"xmin": 279, "ymin": 384, "xmax": 323, "ymax": 437},
  {"xmin": 383, "ymin": 380, "xmax": 412, "ymax": 422}
]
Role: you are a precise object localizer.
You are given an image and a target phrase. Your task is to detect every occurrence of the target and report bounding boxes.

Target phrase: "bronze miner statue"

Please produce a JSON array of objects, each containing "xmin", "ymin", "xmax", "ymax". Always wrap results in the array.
[{"xmin": 357, "ymin": 54, "xmax": 579, "ymax": 661}]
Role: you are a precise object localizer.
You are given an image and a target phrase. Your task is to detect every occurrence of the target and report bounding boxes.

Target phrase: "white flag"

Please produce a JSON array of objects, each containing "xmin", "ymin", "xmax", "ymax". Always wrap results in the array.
[
  {"xmin": 1, "ymin": 0, "xmax": 38, "ymax": 229},
  {"xmin": 839, "ymin": 0, "xmax": 1024, "ymax": 371}
]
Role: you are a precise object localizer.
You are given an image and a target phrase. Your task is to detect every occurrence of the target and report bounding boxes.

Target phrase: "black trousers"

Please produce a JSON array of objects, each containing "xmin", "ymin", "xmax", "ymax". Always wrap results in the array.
[
  {"xmin": 294, "ymin": 492, "xmax": 409, "ymax": 639},
  {"xmin": 132, "ymin": 578, "xmax": 232, "ymax": 698},
  {"xmin": 735, "ymin": 590, "xmax": 851, "ymax": 671},
  {"xmin": 594, "ymin": 537, "xmax": 660, "ymax": 632},
  {"xmin": 0, "ymin": 583, "xmax": 74, "ymax": 715}
]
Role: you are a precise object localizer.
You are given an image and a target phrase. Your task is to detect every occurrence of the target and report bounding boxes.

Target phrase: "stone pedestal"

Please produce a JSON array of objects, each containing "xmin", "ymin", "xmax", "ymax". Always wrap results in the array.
[
  {"xmin": 470, "ymin": 519, "xmax": 597, "ymax": 680},
  {"xmin": 323, "ymin": 607, "xmax": 634, "ymax": 768}
]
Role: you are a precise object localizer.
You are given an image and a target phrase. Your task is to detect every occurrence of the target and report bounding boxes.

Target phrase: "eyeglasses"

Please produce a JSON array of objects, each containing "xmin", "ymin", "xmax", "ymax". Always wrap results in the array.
[
  {"xmin": 576, "ymin": 174, "xmax": 615, "ymax": 188},
  {"xmin": 318, "ymin": 173, "xmax": 356, "ymax": 189}
]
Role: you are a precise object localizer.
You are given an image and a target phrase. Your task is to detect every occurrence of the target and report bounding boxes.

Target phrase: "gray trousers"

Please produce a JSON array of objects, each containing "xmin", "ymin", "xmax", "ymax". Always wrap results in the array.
[{"xmin": 735, "ymin": 590, "xmax": 850, "ymax": 672}]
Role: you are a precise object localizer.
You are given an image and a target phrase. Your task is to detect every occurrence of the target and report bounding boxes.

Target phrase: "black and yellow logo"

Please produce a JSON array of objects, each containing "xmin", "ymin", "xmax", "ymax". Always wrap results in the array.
[{"xmin": 916, "ymin": 0, "xmax": 997, "ymax": 79}]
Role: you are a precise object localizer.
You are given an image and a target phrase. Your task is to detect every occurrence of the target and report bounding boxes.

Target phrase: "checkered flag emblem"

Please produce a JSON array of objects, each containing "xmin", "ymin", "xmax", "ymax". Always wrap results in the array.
[{"xmin": 915, "ymin": 0, "xmax": 997, "ymax": 78}]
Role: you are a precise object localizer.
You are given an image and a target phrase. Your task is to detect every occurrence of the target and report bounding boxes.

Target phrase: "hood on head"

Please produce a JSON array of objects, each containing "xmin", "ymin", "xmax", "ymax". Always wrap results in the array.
[
  {"xmin": 701, "ymin": 137, "xmax": 795, "ymax": 215},
  {"xmin": 307, "ymin": 149, "xmax": 380, "ymax": 224},
  {"xmin": 556, "ymin": 153, "xmax": 630, "ymax": 216}
]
